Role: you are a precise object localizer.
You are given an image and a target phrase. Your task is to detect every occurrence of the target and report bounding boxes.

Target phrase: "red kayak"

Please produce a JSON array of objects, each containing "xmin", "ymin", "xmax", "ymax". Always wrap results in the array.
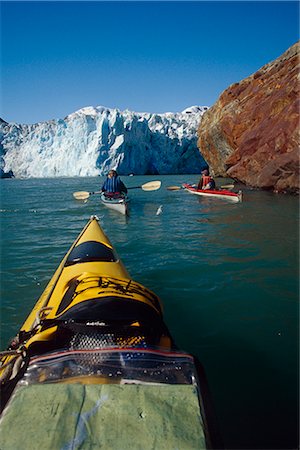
[{"xmin": 183, "ymin": 183, "xmax": 242, "ymax": 203}]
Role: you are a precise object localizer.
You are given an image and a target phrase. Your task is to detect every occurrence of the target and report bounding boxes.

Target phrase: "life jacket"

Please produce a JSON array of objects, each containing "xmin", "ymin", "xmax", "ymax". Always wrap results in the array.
[
  {"xmin": 202, "ymin": 175, "xmax": 212, "ymax": 188},
  {"xmin": 102, "ymin": 176, "xmax": 127, "ymax": 194}
]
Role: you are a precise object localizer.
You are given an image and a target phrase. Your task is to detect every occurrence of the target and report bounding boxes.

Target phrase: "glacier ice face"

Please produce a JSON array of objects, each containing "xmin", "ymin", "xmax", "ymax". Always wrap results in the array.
[{"xmin": 0, "ymin": 105, "xmax": 209, "ymax": 178}]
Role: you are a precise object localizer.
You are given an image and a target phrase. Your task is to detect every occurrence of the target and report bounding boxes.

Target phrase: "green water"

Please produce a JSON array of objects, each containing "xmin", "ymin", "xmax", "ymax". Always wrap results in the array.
[{"xmin": 0, "ymin": 175, "xmax": 299, "ymax": 449}]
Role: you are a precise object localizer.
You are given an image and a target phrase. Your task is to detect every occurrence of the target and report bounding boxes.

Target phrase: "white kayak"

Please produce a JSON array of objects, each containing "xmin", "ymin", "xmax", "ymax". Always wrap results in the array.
[
  {"xmin": 73, "ymin": 181, "xmax": 161, "ymax": 216},
  {"xmin": 100, "ymin": 192, "xmax": 129, "ymax": 215},
  {"xmin": 183, "ymin": 183, "xmax": 242, "ymax": 203}
]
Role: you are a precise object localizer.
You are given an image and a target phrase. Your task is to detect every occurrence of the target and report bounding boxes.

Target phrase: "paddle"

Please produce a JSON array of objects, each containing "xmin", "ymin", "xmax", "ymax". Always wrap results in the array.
[
  {"xmin": 73, "ymin": 190, "xmax": 101, "ymax": 200},
  {"xmin": 127, "ymin": 180, "xmax": 161, "ymax": 191},
  {"xmin": 166, "ymin": 185, "xmax": 184, "ymax": 191},
  {"xmin": 166, "ymin": 185, "xmax": 195, "ymax": 191},
  {"xmin": 220, "ymin": 184, "xmax": 235, "ymax": 190},
  {"xmin": 73, "ymin": 180, "xmax": 161, "ymax": 200},
  {"xmin": 166, "ymin": 183, "xmax": 235, "ymax": 191}
]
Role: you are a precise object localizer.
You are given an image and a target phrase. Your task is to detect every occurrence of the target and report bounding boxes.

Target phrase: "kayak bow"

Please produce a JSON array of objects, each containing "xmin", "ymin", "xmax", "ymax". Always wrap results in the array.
[
  {"xmin": 0, "ymin": 216, "xmax": 222, "ymax": 449},
  {"xmin": 183, "ymin": 183, "xmax": 242, "ymax": 203}
]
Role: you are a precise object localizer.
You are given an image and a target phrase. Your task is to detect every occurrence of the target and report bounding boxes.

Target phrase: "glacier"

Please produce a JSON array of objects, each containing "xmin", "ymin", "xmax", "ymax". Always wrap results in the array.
[{"xmin": 0, "ymin": 105, "xmax": 209, "ymax": 178}]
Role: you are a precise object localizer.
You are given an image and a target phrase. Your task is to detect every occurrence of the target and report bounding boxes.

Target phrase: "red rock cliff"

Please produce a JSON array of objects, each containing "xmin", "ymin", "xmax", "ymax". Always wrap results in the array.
[{"xmin": 198, "ymin": 42, "xmax": 299, "ymax": 193}]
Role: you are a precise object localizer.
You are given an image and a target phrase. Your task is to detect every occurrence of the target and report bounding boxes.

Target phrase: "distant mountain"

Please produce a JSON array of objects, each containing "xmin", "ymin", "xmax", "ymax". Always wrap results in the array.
[{"xmin": 0, "ymin": 105, "xmax": 209, "ymax": 178}]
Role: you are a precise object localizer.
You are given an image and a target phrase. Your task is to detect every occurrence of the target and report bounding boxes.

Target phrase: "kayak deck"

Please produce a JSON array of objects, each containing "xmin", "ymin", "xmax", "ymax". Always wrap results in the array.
[
  {"xmin": 183, "ymin": 183, "xmax": 242, "ymax": 202},
  {"xmin": 0, "ymin": 372, "xmax": 206, "ymax": 449}
]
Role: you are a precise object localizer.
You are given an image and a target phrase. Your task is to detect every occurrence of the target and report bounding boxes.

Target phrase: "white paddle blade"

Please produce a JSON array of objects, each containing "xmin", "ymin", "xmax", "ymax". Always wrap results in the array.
[
  {"xmin": 141, "ymin": 180, "xmax": 161, "ymax": 191},
  {"xmin": 166, "ymin": 186, "xmax": 182, "ymax": 191},
  {"xmin": 220, "ymin": 184, "xmax": 234, "ymax": 190},
  {"xmin": 73, "ymin": 191, "xmax": 90, "ymax": 200}
]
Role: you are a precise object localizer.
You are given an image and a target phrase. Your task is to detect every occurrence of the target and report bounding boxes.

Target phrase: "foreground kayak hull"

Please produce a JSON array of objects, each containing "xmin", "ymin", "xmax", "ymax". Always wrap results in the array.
[
  {"xmin": 100, "ymin": 193, "xmax": 129, "ymax": 215},
  {"xmin": 183, "ymin": 183, "xmax": 242, "ymax": 202},
  {"xmin": 0, "ymin": 216, "xmax": 222, "ymax": 449}
]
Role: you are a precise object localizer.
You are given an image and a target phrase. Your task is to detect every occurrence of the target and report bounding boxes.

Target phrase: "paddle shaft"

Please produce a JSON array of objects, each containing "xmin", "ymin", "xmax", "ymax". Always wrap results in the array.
[
  {"xmin": 166, "ymin": 183, "xmax": 234, "ymax": 191},
  {"xmin": 73, "ymin": 180, "xmax": 161, "ymax": 200}
]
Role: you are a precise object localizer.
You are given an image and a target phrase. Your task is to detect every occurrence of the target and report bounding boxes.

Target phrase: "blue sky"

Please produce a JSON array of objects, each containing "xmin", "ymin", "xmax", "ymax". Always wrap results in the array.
[{"xmin": 1, "ymin": 1, "xmax": 299, "ymax": 124}]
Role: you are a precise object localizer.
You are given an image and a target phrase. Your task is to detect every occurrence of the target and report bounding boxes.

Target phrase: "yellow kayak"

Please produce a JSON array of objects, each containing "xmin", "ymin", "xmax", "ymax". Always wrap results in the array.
[{"xmin": 0, "ymin": 216, "xmax": 222, "ymax": 449}]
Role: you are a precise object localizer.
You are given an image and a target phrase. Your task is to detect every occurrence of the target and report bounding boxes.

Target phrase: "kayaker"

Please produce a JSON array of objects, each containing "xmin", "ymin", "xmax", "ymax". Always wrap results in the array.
[
  {"xmin": 101, "ymin": 169, "xmax": 128, "ymax": 195},
  {"xmin": 197, "ymin": 168, "xmax": 216, "ymax": 190}
]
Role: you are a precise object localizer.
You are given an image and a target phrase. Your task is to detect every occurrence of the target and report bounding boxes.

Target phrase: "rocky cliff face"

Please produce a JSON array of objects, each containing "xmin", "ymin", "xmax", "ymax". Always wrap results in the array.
[{"xmin": 198, "ymin": 42, "xmax": 299, "ymax": 193}]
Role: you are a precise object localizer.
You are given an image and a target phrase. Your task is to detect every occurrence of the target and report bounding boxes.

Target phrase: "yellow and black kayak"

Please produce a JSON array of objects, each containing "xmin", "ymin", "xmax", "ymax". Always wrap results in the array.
[{"xmin": 0, "ymin": 216, "xmax": 222, "ymax": 449}]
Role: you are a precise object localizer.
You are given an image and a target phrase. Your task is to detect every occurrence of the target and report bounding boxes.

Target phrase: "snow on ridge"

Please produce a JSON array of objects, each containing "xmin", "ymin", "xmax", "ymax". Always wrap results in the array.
[
  {"xmin": 181, "ymin": 105, "xmax": 209, "ymax": 114},
  {"xmin": 0, "ymin": 105, "xmax": 209, "ymax": 178}
]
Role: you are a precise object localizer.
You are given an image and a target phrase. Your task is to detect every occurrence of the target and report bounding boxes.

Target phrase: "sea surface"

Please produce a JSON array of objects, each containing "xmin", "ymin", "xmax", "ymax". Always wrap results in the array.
[{"xmin": 0, "ymin": 175, "xmax": 299, "ymax": 450}]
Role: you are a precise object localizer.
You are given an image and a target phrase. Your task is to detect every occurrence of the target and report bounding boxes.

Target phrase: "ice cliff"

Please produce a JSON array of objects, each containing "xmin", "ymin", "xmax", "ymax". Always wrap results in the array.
[{"xmin": 0, "ymin": 105, "xmax": 209, "ymax": 178}]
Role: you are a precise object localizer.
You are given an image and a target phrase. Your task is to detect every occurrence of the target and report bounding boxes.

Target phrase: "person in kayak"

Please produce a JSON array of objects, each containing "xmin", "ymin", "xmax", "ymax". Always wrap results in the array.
[
  {"xmin": 197, "ymin": 168, "xmax": 216, "ymax": 190},
  {"xmin": 101, "ymin": 169, "xmax": 128, "ymax": 196}
]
